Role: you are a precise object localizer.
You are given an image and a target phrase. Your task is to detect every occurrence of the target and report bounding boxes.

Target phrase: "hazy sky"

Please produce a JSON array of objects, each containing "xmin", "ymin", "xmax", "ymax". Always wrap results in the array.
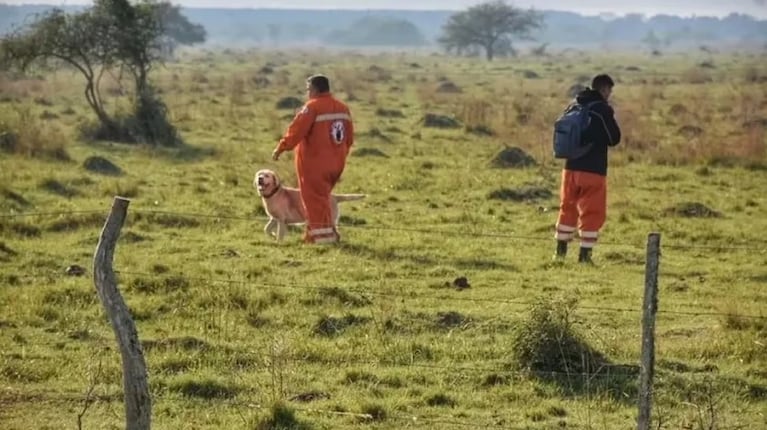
[{"xmin": 3, "ymin": 0, "xmax": 767, "ymax": 18}]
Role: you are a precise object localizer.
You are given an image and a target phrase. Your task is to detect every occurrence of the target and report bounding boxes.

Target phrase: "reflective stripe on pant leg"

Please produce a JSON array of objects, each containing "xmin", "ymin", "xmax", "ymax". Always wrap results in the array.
[
  {"xmin": 580, "ymin": 230, "xmax": 598, "ymax": 248},
  {"xmin": 555, "ymin": 223, "xmax": 577, "ymax": 241}
]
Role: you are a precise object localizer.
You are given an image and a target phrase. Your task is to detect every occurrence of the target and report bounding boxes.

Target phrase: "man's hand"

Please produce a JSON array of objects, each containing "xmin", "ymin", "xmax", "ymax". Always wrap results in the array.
[{"xmin": 272, "ymin": 148, "xmax": 282, "ymax": 161}]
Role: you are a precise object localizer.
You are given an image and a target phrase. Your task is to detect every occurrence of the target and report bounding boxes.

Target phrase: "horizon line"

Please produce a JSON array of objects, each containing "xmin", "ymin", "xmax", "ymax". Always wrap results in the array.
[{"xmin": 2, "ymin": 2, "xmax": 766, "ymax": 20}]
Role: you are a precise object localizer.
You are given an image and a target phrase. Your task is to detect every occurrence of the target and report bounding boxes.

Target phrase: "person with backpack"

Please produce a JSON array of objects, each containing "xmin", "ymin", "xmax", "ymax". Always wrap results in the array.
[{"xmin": 552, "ymin": 74, "xmax": 621, "ymax": 263}]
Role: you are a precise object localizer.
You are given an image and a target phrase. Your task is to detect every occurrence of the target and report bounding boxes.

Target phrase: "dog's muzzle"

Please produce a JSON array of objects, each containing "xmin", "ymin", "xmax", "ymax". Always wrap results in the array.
[{"xmin": 257, "ymin": 177, "xmax": 265, "ymax": 187}]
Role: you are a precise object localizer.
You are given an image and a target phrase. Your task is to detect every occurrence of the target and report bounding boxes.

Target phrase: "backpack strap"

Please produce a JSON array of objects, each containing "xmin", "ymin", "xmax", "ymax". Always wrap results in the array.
[
  {"xmin": 582, "ymin": 100, "xmax": 604, "ymax": 109},
  {"xmin": 584, "ymin": 101, "xmax": 614, "ymax": 143}
]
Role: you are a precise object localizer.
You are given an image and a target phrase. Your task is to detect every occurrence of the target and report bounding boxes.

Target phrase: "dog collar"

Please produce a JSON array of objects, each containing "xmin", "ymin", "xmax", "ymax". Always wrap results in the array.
[{"xmin": 262, "ymin": 184, "xmax": 281, "ymax": 199}]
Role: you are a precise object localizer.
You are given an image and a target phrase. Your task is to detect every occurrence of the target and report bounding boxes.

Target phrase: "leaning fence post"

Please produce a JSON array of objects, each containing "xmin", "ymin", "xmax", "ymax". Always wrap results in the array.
[
  {"xmin": 93, "ymin": 196, "xmax": 151, "ymax": 430},
  {"xmin": 637, "ymin": 232, "xmax": 661, "ymax": 430}
]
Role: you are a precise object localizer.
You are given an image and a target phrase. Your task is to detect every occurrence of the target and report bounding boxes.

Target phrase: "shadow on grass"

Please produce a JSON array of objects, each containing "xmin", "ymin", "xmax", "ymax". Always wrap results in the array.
[{"xmin": 83, "ymin": 139, "xmax": 217, "ymax": 163}]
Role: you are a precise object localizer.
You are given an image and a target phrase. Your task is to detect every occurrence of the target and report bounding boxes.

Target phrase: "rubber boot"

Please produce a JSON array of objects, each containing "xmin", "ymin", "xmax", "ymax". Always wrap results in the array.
[
  {"xmin": 554, "ymin": 240, "xmax": 568, "ymax": 260},
  {"xmin": 578, "ymin": 247, "xmax": 593, "ymax": 264}
]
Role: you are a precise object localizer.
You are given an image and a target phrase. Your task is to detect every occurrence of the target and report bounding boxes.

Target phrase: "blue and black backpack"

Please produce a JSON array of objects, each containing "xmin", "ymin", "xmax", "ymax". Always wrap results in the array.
[{"xmin": 552, "ymin": 100, "xmax": 601, "ymax": 160}]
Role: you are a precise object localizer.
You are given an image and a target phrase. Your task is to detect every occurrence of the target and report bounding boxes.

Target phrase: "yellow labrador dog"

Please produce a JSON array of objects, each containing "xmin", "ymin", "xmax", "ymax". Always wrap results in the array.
[{"xmin": 254, "ymin": 168, "xmax": 366, "ymax": 241}]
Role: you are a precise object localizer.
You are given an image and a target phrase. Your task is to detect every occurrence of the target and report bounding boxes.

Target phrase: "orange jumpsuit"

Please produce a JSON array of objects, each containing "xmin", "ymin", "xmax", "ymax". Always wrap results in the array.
[{"xmin": 276, "ymin": 92, "xmax": 354, "ymax": 244}]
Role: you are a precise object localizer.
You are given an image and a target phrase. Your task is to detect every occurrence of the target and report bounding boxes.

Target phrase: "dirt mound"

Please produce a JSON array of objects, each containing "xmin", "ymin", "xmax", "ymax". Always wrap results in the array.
[
  {"xmin": 422, "ymin": 113, "xmax": 460, "ymax": 129},
  {"xmin": 375, "ymin": 107, "xmax": 404, "ymax": 118},
  {"xmin": 490, "ymin": 147, "xmax": 537, "ymax": 168},
  {"xmin": 744, "ymin": 117, "xmax": 767, "ymax": 128},
  {"xmin": 366, "ymin": 128, "xmax": 391, "ymax": 142},
  {"xmin": 521, "ymin": 70, "xmax": 540, "ymax": 79},
  {"xmin": 2, "ymin": 188, "xmax": 31, "ymax": 208},
  {"xmin": 0, "ymin": 242, "xmax": 17, "ymax": 262},
  {"xmin": 436, "ymin": 311, "xmax": 470, "ymax": 329},
  {"xmin": 275, "ymin": 96, "xmax": 303, "ymax": 110},
  {"xmin": 314, "ymin": 313, "xmax": 370, "ymax": 337},
  {"xmin": 669, "ymin": 104, "xmax": 688, "ymax": 116},
  {"xmin": 83, "ymin": 156, "xmax": 123, "ymax": 176},
  {"xmin": 353, "ymin": 148, "xmax": 388, "ymax": 158},
  {"xmin": 366, "ymin": 65, "xmax": 392, "ymax": 82},
  {"xmin": 252, "ymin": 76, "xmax": 270, "ymax": 88},
  {"xmin": 466, "ymin": 125, "xmax": 495, "ymax": 136},
  {"xmin": 0, "ymin": 131, "xmax": 19, "ymax": 153},
  {"xmin": 678, "ymin": 125, "xmax": 704, "ymax": 138},
  {"xmin": 663, "ymin": 202, "xmax": 722, "ymax": 218},
  {"xmin": 436, "ymin": 80, "xmax": 462, "ymax": 93}
]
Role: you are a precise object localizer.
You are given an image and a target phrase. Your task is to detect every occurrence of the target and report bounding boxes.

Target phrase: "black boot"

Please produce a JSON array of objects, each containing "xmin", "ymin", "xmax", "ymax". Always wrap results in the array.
[
  {"xmin": 578, "ymin": 247, "xmax": 593, "ymax": 264},
  {"xmin": 554, "ymin": 240, "xmax": 568, "ymax": 260}
]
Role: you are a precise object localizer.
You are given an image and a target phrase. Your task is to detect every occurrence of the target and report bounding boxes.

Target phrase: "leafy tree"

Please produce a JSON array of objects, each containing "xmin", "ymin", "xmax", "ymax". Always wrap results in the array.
[
  {"xmin": 0, "ymin": 0, "xmax": 203, "ymax": 146},
  {"xmin": 438, "ymin": 0, "xmax": 543, "ymax": 61},
  {"xmin": 153, "ymin": 2, "xmax": 206, "ymax": 57}
]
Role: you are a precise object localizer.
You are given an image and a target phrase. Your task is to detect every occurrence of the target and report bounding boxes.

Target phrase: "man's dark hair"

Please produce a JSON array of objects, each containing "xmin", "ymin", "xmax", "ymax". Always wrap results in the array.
[
  {"xmin": 591, "ymin": 74, "xmax": 614, "ymax": 91},
  {"xmin": 307, "ymin": 74, "xmax": 330, "ymax": 93}
]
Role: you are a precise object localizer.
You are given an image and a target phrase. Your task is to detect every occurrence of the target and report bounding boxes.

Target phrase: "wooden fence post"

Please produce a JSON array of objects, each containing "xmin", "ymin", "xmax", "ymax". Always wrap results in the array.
[
  {"xmin": 637, "ymin": 232, "xmax": 661, "ymax": 430},
  {"xmin": 93, "ymin": 196, "xmax": 151, "ymax": 430}
]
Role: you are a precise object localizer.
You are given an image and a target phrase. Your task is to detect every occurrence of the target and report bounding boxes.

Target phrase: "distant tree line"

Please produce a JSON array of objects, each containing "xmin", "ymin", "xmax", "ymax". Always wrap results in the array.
[{"xmin": 2, "ymin": 3, "xmax": 766, "ymax": 51}]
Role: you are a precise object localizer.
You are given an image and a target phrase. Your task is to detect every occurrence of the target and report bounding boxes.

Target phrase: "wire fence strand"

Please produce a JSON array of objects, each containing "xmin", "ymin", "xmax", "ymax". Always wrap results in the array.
[
  {"xmin": 3, "ymin": 206, "xmax": 767, "ymax": 252},
  {"xmin": 4, "ymin": 268, "xmax": 766, "ymax": 321}
]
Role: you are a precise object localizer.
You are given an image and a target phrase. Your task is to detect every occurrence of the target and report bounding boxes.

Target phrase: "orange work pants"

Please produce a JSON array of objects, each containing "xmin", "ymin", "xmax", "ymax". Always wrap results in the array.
[
  {"xmin": 555, "ymin": 170, "xmax": 607, "ymax": 249},
  {"xmin": 297, "ymin": 165, "xmax": 343, "ymax": 244}
]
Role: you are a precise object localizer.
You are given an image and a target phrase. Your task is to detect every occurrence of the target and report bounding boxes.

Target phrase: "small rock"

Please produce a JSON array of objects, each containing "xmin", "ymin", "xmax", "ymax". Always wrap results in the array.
[
  {"xmin": 453, "ymin": 276, "xmax": 470, "ymax": 290},
  {"xmin": 275, "ymin": 96, "xmax": 303, "ymax": 110},
  {"xmin": 65, "ymin": 265, "xmax": 86, "ymax": 276}
]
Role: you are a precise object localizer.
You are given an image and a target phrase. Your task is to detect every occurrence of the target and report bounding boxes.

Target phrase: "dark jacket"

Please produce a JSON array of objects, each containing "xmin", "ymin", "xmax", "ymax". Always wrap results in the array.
[{"xmin": 564, "ymin": 88, "xmax": 621, "ymax": 176}]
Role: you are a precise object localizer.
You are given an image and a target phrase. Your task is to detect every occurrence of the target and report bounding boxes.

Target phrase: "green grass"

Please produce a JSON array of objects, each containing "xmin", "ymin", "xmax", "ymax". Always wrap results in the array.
[{"xmin": 1, "ymin": 48, "xmax": 766, "ymax": 429}]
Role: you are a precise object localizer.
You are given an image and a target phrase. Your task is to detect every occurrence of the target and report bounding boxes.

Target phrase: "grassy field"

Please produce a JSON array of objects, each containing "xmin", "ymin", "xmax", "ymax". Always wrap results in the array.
[{"xmin": 1, "ymin": 47, "xmax": 766, "ymax": 429}]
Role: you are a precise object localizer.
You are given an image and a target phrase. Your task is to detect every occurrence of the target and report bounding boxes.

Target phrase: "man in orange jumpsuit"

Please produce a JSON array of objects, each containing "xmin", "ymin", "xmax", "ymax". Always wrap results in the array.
[
  {"xmin": 555, "ymin": 74, "xmax": 621, "ymax": 263},
  {"xmin": 272, "ymin": 74, "xmax": 354, "ymax": 244}
]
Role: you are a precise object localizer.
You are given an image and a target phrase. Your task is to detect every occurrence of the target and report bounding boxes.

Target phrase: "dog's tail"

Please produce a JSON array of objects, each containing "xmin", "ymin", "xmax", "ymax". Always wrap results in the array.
[{"xmin": 334, "ymin": 193, "xmax": 366, "ymax": 202}]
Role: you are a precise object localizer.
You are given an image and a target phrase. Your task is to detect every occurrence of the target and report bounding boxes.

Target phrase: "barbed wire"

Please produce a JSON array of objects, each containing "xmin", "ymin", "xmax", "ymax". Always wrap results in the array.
[
  {"xmin": 2, "ymin": 375, "xmax": 761, "ymax": 430},
  {"xmin": 0, "ymin": 388, "xmax": 540, "ymax": 429},
  {"xmin": 112, "ymin": 270, "xmax": 767, "ymax": 321},
  {"xmin": 2, "ymin": 206, "xmax": 766, "ymax": 252},
  {"xmin": 0, "ymin": 209, "xmax": 106, "ymax": 219},
  {"xmin": 2, "ymin": 263, "xmax": 765, "ymax": 321}
]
